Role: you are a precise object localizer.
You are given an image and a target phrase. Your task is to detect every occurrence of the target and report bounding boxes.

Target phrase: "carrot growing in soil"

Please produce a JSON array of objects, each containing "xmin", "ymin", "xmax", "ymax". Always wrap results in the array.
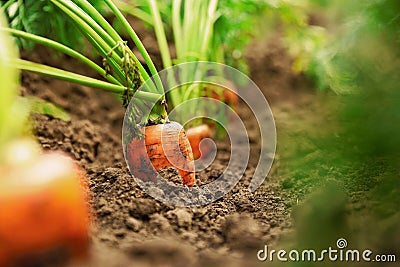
[
  {"xmin": 137, "ymin": 0, "xmax": 222, "ymax": 159},
  {"xmin": 124, "ymin": 0, "xmax": 251, "ymax": 158},
  {"xmin": 127, "ymin": 122, "xmax": 195, "ymax": 185},
  {"xmin": 1, "ymin": 0, "xmax": 196, "ymax": 185},
  {"xmin": 119, "ymin": 0, "xmax": 273, "ymax": 144}
]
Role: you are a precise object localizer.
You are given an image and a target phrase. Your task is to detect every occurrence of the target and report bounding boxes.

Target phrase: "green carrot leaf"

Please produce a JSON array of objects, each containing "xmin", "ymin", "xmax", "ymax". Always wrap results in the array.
[{"xmin": 17, "ymin": 96, "xmax": 71, "ymax": 122}]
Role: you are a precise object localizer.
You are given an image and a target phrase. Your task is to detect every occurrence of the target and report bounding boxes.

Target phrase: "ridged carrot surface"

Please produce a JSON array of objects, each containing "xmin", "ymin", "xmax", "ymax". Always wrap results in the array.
[{"xmin": 126, "ymin": 122, "xmax": 196, "ymax": 186}]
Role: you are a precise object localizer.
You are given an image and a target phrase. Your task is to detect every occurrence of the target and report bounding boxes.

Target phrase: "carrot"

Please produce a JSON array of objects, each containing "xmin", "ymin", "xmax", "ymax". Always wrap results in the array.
[
  {"xmin": 222, "ymin": 80, "xmax": 239, "ymax": 108},
  {"xmin": 0, "ymin": 152, "xmax": 89, "ymax": 266},
  {"xmin": 186, "ymin": 124, "xmax": 213, "ymax": 160},
  {"xmin": 126, "ymin": 121, "xmax": 196, "ymax": 186},
  {"xmin": 206, "ymin": 80, "xmax": 239, "ymax": 109}
]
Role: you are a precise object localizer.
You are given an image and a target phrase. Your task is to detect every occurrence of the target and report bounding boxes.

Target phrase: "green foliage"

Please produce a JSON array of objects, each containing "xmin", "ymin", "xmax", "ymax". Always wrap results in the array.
[
  {"xmin": 0, "ymin": 9, "xmax": 69, "ymax": 153},
  {"xmin": 0, "ymin": 0, "xmax": 107, "ymax": 50},
  {"xmin": 119, "ymin": 0, "xmax": 271, "ymax": 74},
  {"xmin": 17, "ymin": 96, "xmax": 71, "ymax": 122},
  {"xmin": 293, "ymin": 182, "xmax": 348, "ymax": 250},
  {"xmin": 1, "ymin": 0, "xmax": 168, "ymax": 130},
  {"xmin": 212, "ymin": 0, "xmax": 271, "ymax": 74},
  {"xmin": 280, "ymin": 0, "xmax": 400, "ymax": 259},
  {"xmin": 286, "ymin": 0, "xmax": 400, "ymax": 93},
  {"xmin": 0, "ymin": 9, "xmax": 27, "ymax": 150},
  {"xmin": 270, "ymin": 1, "xmax": 331, "ymax": 90},
  {"xmin": 115, "ymin": 0, "xmax": 171, "ymax": 30}
]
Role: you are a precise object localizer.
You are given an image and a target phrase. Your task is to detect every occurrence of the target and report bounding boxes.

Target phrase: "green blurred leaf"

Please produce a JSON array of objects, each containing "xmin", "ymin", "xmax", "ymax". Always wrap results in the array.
[
  {"xmin": 17, "ymin": 96, "xmax": 71, "ymax": 122},
  {"xmin": 0, "ymin": 0, "xmax": 108, "ymax": 51},
  {"xmin": 0, "ymin": 10, "xmax": 22, "ymax": 148}
]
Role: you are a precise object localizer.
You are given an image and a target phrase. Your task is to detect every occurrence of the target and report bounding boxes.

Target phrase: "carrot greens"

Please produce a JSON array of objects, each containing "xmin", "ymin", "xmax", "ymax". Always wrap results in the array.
[{"xmin": 1, "ymin": 0, "xmax": 169, "ymax": 138}]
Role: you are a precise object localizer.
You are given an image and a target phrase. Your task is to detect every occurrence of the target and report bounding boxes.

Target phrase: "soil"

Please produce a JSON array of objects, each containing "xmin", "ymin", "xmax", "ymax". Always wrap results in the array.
[{"xmin": 21, "ymin": 32, "xmax": 318, "ymax": 266}]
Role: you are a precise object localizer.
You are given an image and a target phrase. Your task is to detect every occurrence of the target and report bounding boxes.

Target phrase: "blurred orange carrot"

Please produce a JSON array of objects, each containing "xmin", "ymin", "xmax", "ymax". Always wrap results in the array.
[
  {"xmin": 0, "ymin": 152, "xmax": 89, "ymax": 266},
  {"xmin": 207, "ymin": 80, "xmax": 239, "ymax": 109}
]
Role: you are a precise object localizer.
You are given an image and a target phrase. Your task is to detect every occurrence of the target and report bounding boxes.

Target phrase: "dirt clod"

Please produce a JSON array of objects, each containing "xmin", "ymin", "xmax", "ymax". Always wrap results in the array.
[
  {"xmin": 166, "ymin": 208, "xmax": 193, "ymax": 229},
  {"xmin": 129, "ymin": 199, "xmax": 161, "ymax": 220},
  {"xmin": 221, "ymin": 213, "xmax": 263, "ymax": 251},
  {"xmin": 125, "ymin": 217, "xmax": 142, "ymax": 232}
]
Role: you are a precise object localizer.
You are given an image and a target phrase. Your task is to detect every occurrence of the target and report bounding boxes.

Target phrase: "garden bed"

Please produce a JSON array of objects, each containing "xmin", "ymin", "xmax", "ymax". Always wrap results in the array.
[
  {"xmin": 3, "ymin": 1, "xmax": 398, "ymax": 266},
  {"xmin": 23, "ymin": 34, "xmax": 314, "ymax": 266}
]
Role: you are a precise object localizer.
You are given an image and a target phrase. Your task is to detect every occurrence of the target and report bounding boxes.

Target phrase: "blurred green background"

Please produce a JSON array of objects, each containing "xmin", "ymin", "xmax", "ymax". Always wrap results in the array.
[{"xmin": 277, "ymin": 0, "xmax": 400, "ymax": 265}]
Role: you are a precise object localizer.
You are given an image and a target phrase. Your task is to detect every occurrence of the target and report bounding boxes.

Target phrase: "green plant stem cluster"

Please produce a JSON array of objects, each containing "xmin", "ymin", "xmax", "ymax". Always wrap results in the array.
[{"xmin": 1, "ymin": 0, "xmax": 169, "ymax": 136}]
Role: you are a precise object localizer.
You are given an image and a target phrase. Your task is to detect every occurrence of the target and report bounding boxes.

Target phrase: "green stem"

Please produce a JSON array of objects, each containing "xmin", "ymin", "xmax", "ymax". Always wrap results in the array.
[
  {"xmin": 148, "ymin": 0, "xmax": 172, "ymax": 68},
  {"xmin": 71, "ymin": 0, "xmax": 150, "ymax": 86},
  {"xmin": 104, "ymin": 0, "xmax": 164, "ymax": 96},
  {"xmin": 75, "ymin": 0, "xmax": 123, "ymax": 44},
  {"xmin": 1, "ymin": 27, "xmax": 122, "ymax": 86},
  {"xmin": 116, "ymin": 1, "xmax": 155, "ymax": 26},
  {"xmin": 50, "ymin": 0, "xmax": 126, "ymax": 85},
  {"xmin": 182, "ymin": 0, "xmax": 191, "ymax": 57},
  {"xmin": 170, "ymin": 0, "xmax": 184, "ymax": 107},
  {"xmin": 71, "ymin": 0, "xmax": 158, "ymax": 98},
  {"xmin": 148, "ymin": 0, "xmax": 184, "ymax": 110},
  {"xmin": 172, "ymin": 0, "xmax": 183, "ymax": 57},
  {"xmin": 58, "ymin": 0, "xmax": 117, "ymax": 53},
  {"xmin": 200, "ymin": 0, "xmax": 218, "ymax": 55},
  {"xmin": 92, "ymin": 0, "xmax": 156, "ymax": 91},
  {"xmin": 0, "ymin": 0, "xmax": 15, "ymax": 12},
  {"xmin": 12, "ymin": 59, "xmax": 161, "ymax": 102}
]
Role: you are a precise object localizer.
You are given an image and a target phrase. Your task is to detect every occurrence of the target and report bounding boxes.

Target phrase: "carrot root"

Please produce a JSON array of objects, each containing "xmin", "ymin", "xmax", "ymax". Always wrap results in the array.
[
  {"xmin": 206, "ymin": 81, "xmax": 239, "ymax": 109},
  {"xmin": 186, "ymin": 124, "xmax": 213, "ymax": 160},
  {"xmin": 126, "ymin": 121, "xmax": 196, "ymax": 186}
]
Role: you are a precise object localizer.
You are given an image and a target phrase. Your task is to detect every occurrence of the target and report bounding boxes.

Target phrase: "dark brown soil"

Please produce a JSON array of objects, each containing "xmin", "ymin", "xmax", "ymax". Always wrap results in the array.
[{"xmin": 21, "ymin": 33, "xmax": 311, "ymax": 266}]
